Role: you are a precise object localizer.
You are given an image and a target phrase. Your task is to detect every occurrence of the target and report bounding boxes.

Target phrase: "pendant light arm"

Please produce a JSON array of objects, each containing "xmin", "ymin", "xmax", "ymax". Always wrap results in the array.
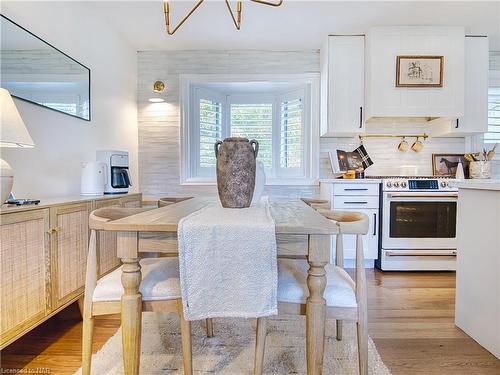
[
  {"xmin": 251, "ymin": 0, "xmax": 283, "ymax": 6},
  {"xmin": 225, "ymin": 0, "xmax": 242, "ymax": 30},
  {"xmin": 164, "ymin": 0, "xmax": 205, "ymax": 35}
]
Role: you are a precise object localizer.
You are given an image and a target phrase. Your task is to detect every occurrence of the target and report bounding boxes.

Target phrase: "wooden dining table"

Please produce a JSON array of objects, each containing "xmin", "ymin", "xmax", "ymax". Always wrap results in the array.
[{"xmin": 101, "ymin": 197, "xmax": 339, "ymax": 375}]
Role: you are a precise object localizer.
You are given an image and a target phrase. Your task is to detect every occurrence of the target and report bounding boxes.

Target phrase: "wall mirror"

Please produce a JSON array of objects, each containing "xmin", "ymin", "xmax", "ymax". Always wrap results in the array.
[{"xmin": 0, "ymin": 15, "xmax": 91, "ymax": 121}]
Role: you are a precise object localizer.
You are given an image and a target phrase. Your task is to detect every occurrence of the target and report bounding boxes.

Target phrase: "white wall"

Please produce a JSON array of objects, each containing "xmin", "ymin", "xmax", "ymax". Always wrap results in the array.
[
  {"xmin": 138, "ymin": 50, "xmax": 467, "ymax": 198},
  {"xmin": 1, "ymin": 2, "xmax": 139, "ymax": 198}
]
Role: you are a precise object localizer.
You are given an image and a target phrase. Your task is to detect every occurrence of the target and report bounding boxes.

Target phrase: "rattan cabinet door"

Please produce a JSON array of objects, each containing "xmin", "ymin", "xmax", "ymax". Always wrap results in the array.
[
  {"xmin": 0, "ymin": 209, "xmax": 50, "ymax": 348},
  {"xmin": 94, "ymin": 198, "xmax": 122, "ymax": 277},
  {"xmin": 50, "ymin": 202, "xmax": 91, "ymax": 308}
]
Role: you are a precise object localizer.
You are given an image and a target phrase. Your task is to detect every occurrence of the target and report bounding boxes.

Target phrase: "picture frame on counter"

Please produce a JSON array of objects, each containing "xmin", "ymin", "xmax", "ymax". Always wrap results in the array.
[
  {"xmin": 396, "ymin": 55, "xmax": 444, "ymax": 87},
  {"xmin": 432, "ymin": 153, "xmax": 469, "ymax": 178}
]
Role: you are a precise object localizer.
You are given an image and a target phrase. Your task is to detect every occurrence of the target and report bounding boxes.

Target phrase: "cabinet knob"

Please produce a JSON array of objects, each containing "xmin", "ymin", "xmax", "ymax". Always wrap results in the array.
[{"xmin": 47, "ymin": 227, "xmax": 61, "ymax": 234}]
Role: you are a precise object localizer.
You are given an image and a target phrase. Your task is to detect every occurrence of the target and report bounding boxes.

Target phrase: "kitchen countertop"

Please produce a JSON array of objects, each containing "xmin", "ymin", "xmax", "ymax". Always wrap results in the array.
[
  {"xmin": 319, "ymin": 178, "xmax": 382, "ymax": 184},
  {"xmin": 456, "ymin": 179, "xmax": 500, "ymax": 191},
  {"xmin": 0, "ymin": 192, "xmax": 142, "ymax": 213}
]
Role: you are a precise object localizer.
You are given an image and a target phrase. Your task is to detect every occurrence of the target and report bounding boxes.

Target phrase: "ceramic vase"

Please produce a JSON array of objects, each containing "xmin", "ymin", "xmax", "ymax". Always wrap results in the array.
[{"xmin": 214, "ymin": 137, "xmax": 259, "ymax": 208}]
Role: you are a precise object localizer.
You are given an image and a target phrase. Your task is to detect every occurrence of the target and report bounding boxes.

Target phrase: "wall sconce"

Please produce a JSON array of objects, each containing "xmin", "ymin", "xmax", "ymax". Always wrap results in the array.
[{"xmin": 148, "ymin": 80, "xmax": 166, "ymax": 103}]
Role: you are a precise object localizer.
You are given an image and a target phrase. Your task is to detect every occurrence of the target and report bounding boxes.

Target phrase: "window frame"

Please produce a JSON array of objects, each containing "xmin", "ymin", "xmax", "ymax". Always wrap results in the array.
[{"xmin": 180, "ymin": 74, "xmax": 320, "ymax": 186}]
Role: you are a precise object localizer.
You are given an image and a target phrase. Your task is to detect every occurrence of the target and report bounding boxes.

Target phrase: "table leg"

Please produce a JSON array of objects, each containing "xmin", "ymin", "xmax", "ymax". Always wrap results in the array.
[
  {"xmin": 306, "ymin": 235, "xmax": 329, "ymax": 375},
  {"xmin": 121, "ymin": 257, "xmax": 142, "ymax": 375}
]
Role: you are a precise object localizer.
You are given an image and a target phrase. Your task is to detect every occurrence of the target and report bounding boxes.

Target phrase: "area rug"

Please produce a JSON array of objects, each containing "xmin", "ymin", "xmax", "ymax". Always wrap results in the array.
[{"xmin": 75, "ymin": 313, "xmax": 391, "ymax": 374}]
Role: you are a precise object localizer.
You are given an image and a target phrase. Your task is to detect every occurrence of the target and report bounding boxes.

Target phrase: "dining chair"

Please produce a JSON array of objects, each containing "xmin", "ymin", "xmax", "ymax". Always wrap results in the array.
[
  {"xmin": 253, "ymin": 204, "xmax": 369, "ymax": 375},
  {"xmin": 158, "ymin": 197, "xmax": 194, "ymax": 207},
  {"xmin": 81, "ymin": 207, "xmax": 204, "ymax": 375}
]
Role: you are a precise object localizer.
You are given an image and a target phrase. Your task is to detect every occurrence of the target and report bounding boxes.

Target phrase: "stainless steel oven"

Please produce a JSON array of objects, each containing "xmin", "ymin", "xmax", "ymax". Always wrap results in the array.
[{"xmin": 378, "ymin": 178, "xmax": 458, "ymax": 271}]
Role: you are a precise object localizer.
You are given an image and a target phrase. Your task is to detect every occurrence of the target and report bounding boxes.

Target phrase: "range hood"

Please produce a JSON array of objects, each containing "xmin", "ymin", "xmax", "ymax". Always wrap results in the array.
[{"xmin": 364, "ymin": 26, "xmax": 465, "ymax": 123}]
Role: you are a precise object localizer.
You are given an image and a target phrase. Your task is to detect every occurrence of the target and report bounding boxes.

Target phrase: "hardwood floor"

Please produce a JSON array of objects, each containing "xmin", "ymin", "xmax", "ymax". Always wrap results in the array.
[{"xmin": 1, "ymin": 270, "xmax": 499, "ymax": 374}]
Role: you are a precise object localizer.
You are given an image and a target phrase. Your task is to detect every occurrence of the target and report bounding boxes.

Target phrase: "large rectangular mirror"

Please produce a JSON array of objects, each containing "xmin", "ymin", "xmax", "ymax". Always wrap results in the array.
[{"xmin": 1, "ymin": 15, "xmax": 91, "ymax": 121}]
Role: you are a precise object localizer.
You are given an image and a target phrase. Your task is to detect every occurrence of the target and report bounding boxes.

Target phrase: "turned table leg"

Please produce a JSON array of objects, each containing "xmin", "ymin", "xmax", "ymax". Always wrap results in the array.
[
  {"xmin": 306, "ymin": 235, "xmax": 329, "ymax": 375},
  {"xmin": 118, "ymin": 232, "xmax": 142, "ymax": 375}
]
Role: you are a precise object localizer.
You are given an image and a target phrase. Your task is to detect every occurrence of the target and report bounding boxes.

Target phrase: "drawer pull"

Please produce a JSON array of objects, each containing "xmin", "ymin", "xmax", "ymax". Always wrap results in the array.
[
  {"xmin": 343, "ymin": 201, "xmax": 368, "ymax": 204},
  {"xmin": 343, "ymin": 188, "xmax": 368, "ymax": 191},
  {"xmin": 385, "ymin": 250, "xmax": 457, "ymax": 257}
]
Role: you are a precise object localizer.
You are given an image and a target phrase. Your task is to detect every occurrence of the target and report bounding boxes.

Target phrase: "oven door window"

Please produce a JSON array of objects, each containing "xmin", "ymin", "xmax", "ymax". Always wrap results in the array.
[{"xmin": 390, "ymin": 201, "xmax": 457, "ymax": 238}]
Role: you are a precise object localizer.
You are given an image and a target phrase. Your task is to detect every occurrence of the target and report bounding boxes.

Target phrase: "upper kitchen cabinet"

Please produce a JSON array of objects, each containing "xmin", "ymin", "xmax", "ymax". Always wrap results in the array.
[
  {"xmin": 321, "ymin": 35, "xmax": 365, "ymax": 137},
  {"xmin": 365, "ymin": 26, "xmax": 465, "ymax": 121},
  {"xmin": 431, "ymin": 36, "xmax": 489, "ymax": 137}
]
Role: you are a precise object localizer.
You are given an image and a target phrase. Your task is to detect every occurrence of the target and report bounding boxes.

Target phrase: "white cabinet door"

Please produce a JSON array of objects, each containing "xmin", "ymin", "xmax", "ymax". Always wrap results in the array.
[
  {"xmin": 332, "ymin": 208, "xmax": 379, "ymax": 262},
  {"xmin": 431, "ymin": 36, "xmax": 489, "ymax": 137},
  {"xmin": 365, "ymin": 26, "xmax": 465, "ymax": 121},
  {"xmin": 321, "ymin": 35, "xmax": 364, "ymax": 136}
]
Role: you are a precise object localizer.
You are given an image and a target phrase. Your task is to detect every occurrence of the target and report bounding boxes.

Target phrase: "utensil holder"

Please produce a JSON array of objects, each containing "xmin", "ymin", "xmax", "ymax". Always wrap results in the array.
[{"xmin": 469, "ymin": 161, "xmax": 491, "ymax": 179}]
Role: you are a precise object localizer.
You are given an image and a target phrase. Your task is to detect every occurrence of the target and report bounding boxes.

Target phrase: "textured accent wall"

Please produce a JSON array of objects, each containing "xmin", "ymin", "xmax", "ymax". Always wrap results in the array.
[
  {"xmin": 138, "ymin": 50, "xmax": 466, "ymax": 199},
  {"xmin": 138, "ymin": 50, "xmax": 320, "ymax": 198}
]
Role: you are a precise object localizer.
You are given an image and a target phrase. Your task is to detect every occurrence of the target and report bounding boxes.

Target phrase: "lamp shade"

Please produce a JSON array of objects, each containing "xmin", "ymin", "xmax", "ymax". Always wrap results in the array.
[{"xmin": 0, "ymin": 88, "xmax": 34, "ymax": 148}]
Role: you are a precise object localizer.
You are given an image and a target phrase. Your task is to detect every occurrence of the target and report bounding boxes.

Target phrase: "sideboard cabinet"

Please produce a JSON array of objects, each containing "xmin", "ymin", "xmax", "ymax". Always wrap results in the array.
[{"xmin": 0, "ymin": 193, "xmax": 142, "ymax": 349}]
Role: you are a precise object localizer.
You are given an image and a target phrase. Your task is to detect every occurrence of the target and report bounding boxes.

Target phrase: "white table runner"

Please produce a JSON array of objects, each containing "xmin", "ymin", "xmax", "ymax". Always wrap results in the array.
[{"xmin": 177, "ymin": 197, "xmax": 277, "ymax": 321}]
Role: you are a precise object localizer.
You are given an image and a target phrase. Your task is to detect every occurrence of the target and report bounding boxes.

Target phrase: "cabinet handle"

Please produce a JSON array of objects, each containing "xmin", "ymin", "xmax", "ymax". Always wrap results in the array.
[
  {"xmin": 47, "ymin": 227, "xmax": 61, "ymax": 234},
  {"xmin": 343, "ymin": 201, "xmax": 367, "ymax": 204},
  {"xmin": 455, "ymin": 119, "xmax": 459, "ymax": 129},
  {"xmin": 373, "ymin": 213, "xmax": 377, "ymax": 236},
  {"xmin": 359, "ymin": 107, "xmax": 363, "ymax": 128},
  {"xmin": 344, "ymin": 188, "xmax": 368, "ymax": 191}
]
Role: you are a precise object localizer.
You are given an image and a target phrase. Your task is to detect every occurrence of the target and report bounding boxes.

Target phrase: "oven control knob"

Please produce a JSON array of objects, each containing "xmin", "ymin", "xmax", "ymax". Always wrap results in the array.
[
  {"xmin": 441, "ymin": 181, "xmax": 448, "ymax": 188},
  {"xmin": 401, "ymin": 181, "xmax": 407, "ymax": 188},
  {"xmin": 386, "ymin": 181, "xmax": 392, "ymax": 188},
  {"xmin": 393, "ymin": 181, "xmax": 400, "ymax": 188}
]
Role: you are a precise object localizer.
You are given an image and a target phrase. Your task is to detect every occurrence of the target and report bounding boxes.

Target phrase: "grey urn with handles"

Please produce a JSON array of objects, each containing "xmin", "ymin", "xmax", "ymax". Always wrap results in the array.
[{"xmin": 214, "ymin": 137, "xmax": 259, "ymax": 208}]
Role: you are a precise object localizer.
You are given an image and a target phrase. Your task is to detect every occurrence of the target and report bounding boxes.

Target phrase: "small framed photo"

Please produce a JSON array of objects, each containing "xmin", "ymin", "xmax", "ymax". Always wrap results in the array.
[
  {"xmin": 432, "ymin": 153, "xmax": 468, "ymax": 177},
  {"xmin": 396, "ymin": 55, "xmax": 444, "ymax": 87}
]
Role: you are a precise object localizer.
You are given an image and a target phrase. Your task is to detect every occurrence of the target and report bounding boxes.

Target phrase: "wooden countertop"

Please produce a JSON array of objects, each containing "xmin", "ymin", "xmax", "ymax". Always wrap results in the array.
[
  {"xmin": 102, "ymin": 197, "xmax": 339, "ymax": 235},
  {"xmin": 0, "ymin": 193, "xmax": 142, "ymax": 214}
]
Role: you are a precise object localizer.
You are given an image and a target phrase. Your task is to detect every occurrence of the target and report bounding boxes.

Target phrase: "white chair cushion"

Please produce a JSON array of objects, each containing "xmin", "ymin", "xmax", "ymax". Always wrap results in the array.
[
  {"xmin": 277, "ymin": 259, "xmax": 357, "ymax": 308},
  {"xmin": 92, "ymin": 258, "xmax": 181, "ymax": 302}
]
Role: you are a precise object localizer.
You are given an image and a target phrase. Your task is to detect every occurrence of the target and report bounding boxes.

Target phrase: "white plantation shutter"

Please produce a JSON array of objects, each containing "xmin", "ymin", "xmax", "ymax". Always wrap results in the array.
[
  {"xmin": 280, "ymin": 97, "xmax": 303, "ymax": 169},
  {"xmin": 486, "ymin": 87, "xmax": 500, "ymax": 144},
  {"xmin": 230, "ymin": 100, "xmax": 274, "ymax": 168},
  {"xmin": 193, "ymin": 88, "xmax": 225, "ymax": 177},
  {"xmin": 199, "ymin": 98, "xmax": 222, "ymax": 168},
  {"xmin": 486, "ymin": 53, "xmax": 500, "ymax": 146}
]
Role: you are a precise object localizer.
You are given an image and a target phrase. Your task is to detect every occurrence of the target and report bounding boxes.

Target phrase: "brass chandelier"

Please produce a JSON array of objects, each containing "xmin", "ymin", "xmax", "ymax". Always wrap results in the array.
[{"xmin": 163, "ymin": 0, "xmax": 283, "ymax": 35}]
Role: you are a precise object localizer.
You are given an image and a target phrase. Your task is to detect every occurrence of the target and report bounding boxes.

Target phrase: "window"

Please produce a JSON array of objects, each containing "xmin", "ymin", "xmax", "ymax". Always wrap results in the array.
[
  {"xmin": 484, "ymin": 52, "xmax": 500, "ymax": 148},
  {"xmin": 230, "ymin": 100, "xmax": 274, "ymax": 168},
  {"xmin": 181, "ymin": 75, "xmax": 319, "ymax": 185},
  {"xmin": 486, "ymin": 87, "xmax": 500, "ymax": 144}
]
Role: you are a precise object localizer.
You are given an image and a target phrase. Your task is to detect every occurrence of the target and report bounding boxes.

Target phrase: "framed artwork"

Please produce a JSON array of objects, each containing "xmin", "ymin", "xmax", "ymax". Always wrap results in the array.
[
  {"xmin": 432, "ymin": 153, "xmax": 468, "ymax": 177},
  {"xmin": 396, "ymin": 55, "xmax": 444, "ymax": 87}
]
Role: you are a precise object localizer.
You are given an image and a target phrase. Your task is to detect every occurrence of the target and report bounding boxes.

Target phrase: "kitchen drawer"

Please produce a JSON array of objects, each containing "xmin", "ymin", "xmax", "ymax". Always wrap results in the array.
[
  {"xmin": 333, "ymin": 195, "xmax": 379, "ymax": 209},
  {"xmin": 333, "ymin": 183, "xmax": 379, "ymax": 196}
]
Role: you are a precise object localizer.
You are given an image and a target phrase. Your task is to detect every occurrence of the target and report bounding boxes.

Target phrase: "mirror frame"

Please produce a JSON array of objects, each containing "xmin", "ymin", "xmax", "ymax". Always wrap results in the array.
[{"xmin": 1, "ymin": 14, "xmax": 91, "ymax": 121}]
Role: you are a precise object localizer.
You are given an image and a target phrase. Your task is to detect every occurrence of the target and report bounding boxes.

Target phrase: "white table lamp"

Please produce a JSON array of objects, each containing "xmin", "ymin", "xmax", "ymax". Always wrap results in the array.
[{"xmin": 0, "ymin": 88, "xmax": 35, "ymax": 203}]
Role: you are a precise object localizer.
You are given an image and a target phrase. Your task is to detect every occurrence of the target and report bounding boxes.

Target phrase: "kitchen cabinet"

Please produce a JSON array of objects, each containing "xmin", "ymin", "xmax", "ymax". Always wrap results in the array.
[
  {"xmin": 0, "ymin": 210, "xmax": 50, "ymax": 347},
  {"xmin": 365, "ymin": 26, "xmax": 465, "ymax": 121},
  {"xmin": 320, "ymin": 181, "xmax": 380, "ymax": 265},
  {"xmin": 320, "ymin": 35, "xmax": 365, "ymax": 137},
  {"xmin": 431, "ymin": 36, "xmax": 489, "ymax": 136},
  {"xmin": 0, "ymin": 193, "xmax": 142, "ymax": 349},
  {"xmin": 49, "ymin": 202, "xmax": 91, "ymax": 308}
]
